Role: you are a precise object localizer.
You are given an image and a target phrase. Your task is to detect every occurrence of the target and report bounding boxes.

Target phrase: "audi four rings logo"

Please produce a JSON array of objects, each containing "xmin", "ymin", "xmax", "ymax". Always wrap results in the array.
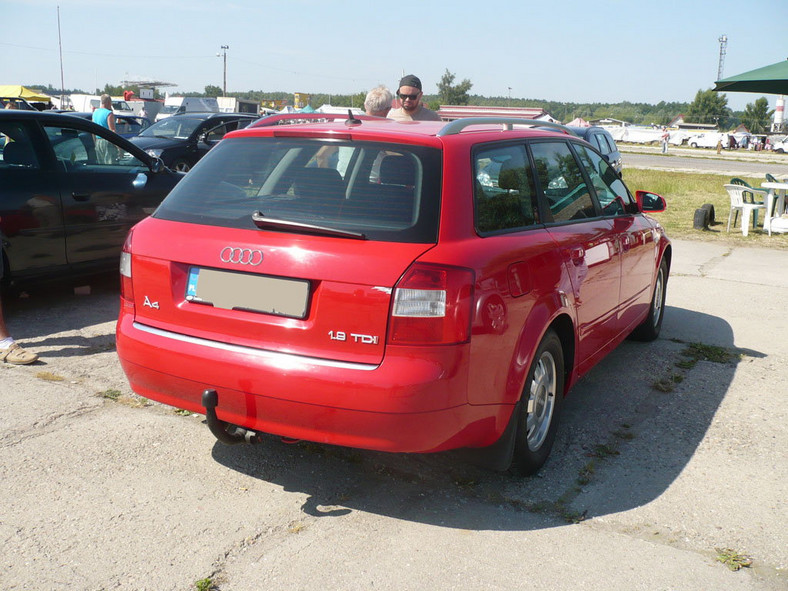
[{"xmin": 220, "ymin": 247, "xmax": 264, "ymax": 266}]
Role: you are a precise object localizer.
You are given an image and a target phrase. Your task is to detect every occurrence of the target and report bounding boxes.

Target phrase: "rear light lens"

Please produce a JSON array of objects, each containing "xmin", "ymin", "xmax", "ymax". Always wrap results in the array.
[
  {"xmin": 389, "ymin": 264, "xmax": 474, "ymax": 345},
  {"xmin": 120, "ymin": 230, "xmax": 134, "ymax": 305}
]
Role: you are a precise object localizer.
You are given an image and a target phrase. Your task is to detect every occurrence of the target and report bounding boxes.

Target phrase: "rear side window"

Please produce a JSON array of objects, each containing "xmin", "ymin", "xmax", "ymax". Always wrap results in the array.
[
  {"xmin": 530, "ymin": 141, "xmax": 597, "ymax": 222},
  {"xmin": 590, "ymin": 132, "xmax": 611, "ymax": 155},
  {"xmin": 154, "ymin": 137, "xmax": 442, "ymax": 243},
  {"xmin": 474, "ymin": 143, "xmax": 539, "ymax": 234},
  {"xmin": 573, "ymin": 144, "xmax": 633, "ymax": 215}
]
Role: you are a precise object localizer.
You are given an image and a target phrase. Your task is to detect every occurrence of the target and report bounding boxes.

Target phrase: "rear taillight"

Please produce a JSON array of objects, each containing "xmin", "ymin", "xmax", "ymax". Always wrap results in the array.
[
  {"xmin": 120, "ymin": 230, "xmax": 134, "ymax": 306},
  {"xmin": 388, "ymin": 263, "xmax": 474, "ymax": 345}
]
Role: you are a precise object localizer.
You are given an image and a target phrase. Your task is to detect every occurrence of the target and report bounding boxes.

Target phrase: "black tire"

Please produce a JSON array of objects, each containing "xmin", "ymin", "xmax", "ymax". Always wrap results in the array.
[
  {"xmin": 512, "ymin": 330, "xmax": 564, "ymax": 475},
  {"xmin": 171, "ymin": 159, "xmax": 191, "ymax": 173},
  {"xmin": 630, "ymin": 258, "xmax": 668, "ymax": 342},
  {"xmin": 693, "ymin": 208, "xmax": 709, "ymax": 230},
  {"xmin": 701, "ymin": 203, "xmax": 715, "ymax": 224}
]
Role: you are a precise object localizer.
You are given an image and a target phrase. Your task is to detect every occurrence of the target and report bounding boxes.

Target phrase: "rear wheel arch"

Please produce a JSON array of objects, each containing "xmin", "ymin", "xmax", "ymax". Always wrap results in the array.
[{"xmin": 548, "ymin": 314, "xmax": 575, "ymax": 395}]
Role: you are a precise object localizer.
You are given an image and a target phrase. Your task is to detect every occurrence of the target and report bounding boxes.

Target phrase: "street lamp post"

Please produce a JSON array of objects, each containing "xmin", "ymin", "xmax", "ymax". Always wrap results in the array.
[{"xmin": 218, "ymin": 45, "xmax": 229, "ymax": 96}]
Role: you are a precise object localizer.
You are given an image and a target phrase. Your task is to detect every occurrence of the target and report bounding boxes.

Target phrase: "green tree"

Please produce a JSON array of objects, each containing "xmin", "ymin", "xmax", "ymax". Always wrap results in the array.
[
  {"xmin": 436, "ymin": 69, "xmax": 473, "ymax": 105},
  {"xmin": 686, "ymin": 89, "xmax": 731, "ymax": 127},
  {"xmin": 204, "ymin": 85, "xmax": 222, "ymax": 97},
  {"xmin": 739, "ymin": 97, "xmax": 773, "ymax": 134}
]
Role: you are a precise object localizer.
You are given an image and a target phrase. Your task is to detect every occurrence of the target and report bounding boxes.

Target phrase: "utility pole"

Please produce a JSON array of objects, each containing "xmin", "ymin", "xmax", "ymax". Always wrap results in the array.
[
  {"xmin": 219, "ymin": 45, "xmax": 229, "ymax": 96},
  {"xmin": 717, "ymin": 35, "xmax": 727, "ymax": 81}
]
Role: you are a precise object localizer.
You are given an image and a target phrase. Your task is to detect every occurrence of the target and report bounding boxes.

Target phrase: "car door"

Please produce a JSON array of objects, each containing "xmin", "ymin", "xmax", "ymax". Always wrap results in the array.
[
  {"xmin": 0, "ymin": 118, "xmax": 66, "ymax": 281},
  {"xmin": 530, "ymin": 140, "xmax": 621, "ymax": 373},
  {"xmin": 41, "ymin": 120, "xmax": 171, "ymax": 269},
  {"xmin": 197, "ymin": 117, "xmax": 253, "ymax": 158},
  {"xmin": 573, "ymin": 143, "xmax": 654, "ymax": 333}
]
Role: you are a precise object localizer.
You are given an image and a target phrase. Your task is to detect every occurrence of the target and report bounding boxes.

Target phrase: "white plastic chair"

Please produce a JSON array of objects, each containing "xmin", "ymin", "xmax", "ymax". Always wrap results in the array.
[{"xmin": 724, "ymin": 184, "xmax": 765, "ymax": 237}]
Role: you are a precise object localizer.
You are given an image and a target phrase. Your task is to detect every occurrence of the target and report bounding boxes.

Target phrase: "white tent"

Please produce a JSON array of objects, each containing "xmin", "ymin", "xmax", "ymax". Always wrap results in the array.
[{"xmin": 565, "ymin": 117, "xmax": 590, "ymax": 127}]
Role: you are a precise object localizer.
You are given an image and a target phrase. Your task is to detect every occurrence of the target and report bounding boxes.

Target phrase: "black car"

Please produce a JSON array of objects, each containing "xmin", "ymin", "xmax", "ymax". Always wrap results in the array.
[
  {"xmin": 567, "ymin": 126, "xmax": 623, "ymax": 176},
  {"xmin": 0, "ymin": 110, "xmax": 182, "ymax": 291},
  {"xmin": 130, "ymin": 112, "xmax": 259, "ymax": 172}
]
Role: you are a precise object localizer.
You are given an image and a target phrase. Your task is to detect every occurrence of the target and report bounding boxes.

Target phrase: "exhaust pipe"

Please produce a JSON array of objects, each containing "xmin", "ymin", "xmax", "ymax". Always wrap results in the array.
[{"xmin": 201, "ymin": 389, "xmax": 261, "ymax": 445}]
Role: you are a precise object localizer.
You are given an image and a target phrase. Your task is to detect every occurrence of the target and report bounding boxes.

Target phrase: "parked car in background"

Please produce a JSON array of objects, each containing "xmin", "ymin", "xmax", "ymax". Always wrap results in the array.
[
  {"xmin": 687, "ymin": 132, "xmax": 727, "ymax": 149},
  {"xmin": 116, "ymin": 113, "xmax": 671, "ymax": 475},
  {"xmin": 0, "ymin": 110, "xmax": 182, "ymax": 291},
  {"xmin": 129, "ymin": 112, "xmax": 259, "ymax": 172},
  {"xmin": 1, "ymin": 97, "xmax": 38, "ymax": 111},
  {"xmin": 155, "ymin": 97, "xmax": 220, "ymax": 121},
  {"xmin": 771, "ymin": 137, "xmax": 788, "ymax": 153},
  {"xmin": 566, "ymin": 126, "xmax": 623, "ymax": 175},
  {"xmin": 60, "ymin": 111, "xmax": 152, "ymax": 138}
]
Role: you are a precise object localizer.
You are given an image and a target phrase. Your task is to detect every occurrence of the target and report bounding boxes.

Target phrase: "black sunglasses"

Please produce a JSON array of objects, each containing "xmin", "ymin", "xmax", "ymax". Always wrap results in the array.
[{"xmin": 398, "ymin": 92, "xmax": 420, "ymax": 101}]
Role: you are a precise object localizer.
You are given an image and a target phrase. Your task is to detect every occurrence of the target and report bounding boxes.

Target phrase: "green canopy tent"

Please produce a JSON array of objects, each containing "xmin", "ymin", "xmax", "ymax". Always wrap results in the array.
[{"xmin": 713, "ymin": 59, "xmax": 788, "ymax": 95}]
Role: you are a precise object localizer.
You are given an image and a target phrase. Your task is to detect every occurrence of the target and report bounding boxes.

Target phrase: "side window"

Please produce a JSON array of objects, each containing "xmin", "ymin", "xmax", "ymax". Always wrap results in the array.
[
  {"xmin": 44, "ymin": 125, "xmax": 145, "ymax": 169},
  {"xmin": 573, "ymin": 144, "xmax": 633, "ymax": 215},
  {"xmin": 530, "ymin": 141, "xmax": 596, "ymax": 223},
  {"xmin": 474, "ymin": 144, "xmax": 538, "ymax": 233},
  {"xmin": 0, "ymin": 122, "xmax": 39, "ymax": 169},
  {"xmin": 592, "ymin": 133, "xmax": 609, "ymax": 155},
  {"xmin": 205, "ymin": 123, "xmax": 229, "ymax": 143}
]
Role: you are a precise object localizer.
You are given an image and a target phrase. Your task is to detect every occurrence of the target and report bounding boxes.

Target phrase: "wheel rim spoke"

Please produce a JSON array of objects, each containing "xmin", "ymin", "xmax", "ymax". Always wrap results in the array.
[{"xmin": 526, "ymin": 352, "xmax": 556, "ymax": 451}]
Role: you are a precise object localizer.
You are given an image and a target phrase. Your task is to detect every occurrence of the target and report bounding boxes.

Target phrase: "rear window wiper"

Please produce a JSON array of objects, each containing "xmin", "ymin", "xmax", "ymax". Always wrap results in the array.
[{"xmin": 251, "ymin": 211, "xmax": 367, "ymax": 240}]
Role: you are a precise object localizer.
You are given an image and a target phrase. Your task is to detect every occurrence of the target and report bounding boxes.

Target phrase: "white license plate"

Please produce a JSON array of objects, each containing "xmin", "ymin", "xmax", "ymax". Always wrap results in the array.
[{"xmin": 186, "ymin": 267, "xmax": 309, "ymax": 318}]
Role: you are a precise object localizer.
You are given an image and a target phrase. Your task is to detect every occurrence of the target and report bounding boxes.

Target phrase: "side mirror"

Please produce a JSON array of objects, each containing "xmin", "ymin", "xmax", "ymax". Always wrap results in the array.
[
  {"xmin": 148, "ymin": 157, "xmax": 163, "ymax": 174},
  {"xmin": 636, "ymin": 190, "xmax": 666, "ymax": 212}
]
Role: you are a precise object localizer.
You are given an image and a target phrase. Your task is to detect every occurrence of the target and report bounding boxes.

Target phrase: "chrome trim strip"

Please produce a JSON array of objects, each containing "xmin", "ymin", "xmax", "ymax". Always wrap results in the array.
[{"xmin": 132, "ymin": 322, "xmax": 378, "ymax": 371}]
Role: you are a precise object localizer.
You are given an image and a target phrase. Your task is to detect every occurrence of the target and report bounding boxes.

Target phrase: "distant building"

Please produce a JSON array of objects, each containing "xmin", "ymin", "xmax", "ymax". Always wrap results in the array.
[
  {"xmin": 589, "ymin": 118, "xmax": 628, "ymax": 127},
  {"xmin": 437, "ymin": 105, "xmax": 558, "ymax": 122},
  {"xmin": 668, "ymin": 114, "xmax": 717, "ymax": 131}
]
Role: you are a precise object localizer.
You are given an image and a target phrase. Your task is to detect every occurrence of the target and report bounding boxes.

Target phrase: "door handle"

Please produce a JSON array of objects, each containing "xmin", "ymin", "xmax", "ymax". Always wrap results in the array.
[{"xmin": 72, "ymin": 193, "xmax": 90, "ymax": 201}]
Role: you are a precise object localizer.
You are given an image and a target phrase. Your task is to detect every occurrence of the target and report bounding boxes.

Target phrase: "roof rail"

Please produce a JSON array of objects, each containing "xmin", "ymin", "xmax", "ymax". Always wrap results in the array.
[
  {"xmin": 437, "ymin": 117, "xmax": 573, "ymax": 137},
  {"xmin": 251, "ymin": 112, "xmax": 382, "ymax": 128}
]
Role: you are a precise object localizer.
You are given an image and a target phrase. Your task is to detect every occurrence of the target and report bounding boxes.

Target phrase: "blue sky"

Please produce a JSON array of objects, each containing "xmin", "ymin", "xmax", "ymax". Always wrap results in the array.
[{"xmin": 3, "ymin": 0, "xmax": 786, "ymax": 112}]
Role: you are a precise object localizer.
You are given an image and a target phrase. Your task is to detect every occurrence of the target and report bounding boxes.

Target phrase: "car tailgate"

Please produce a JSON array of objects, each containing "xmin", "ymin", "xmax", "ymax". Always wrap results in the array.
[{"xmin": 127, "ymin": 217, "xmax": 434, "ymax": 365}]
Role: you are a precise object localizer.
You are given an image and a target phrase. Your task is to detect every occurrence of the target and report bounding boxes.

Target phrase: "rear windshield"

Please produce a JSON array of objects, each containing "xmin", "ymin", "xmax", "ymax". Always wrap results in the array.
[{"xmin": 154, "ymin": 137, "xmax": 442, "ymax": 243}]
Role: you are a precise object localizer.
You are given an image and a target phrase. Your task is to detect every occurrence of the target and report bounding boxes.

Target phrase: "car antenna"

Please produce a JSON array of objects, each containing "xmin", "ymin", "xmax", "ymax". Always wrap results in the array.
[{"xmin": 345, "ymin": 109, "xmax": 362, "ymax": 126}]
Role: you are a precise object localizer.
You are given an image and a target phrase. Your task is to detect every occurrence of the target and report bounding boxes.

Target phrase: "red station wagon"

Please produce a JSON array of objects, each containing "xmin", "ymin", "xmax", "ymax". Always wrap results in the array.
[{"xmin": 116, "ymin": 114, "xmax": 671, "ymax": 474}]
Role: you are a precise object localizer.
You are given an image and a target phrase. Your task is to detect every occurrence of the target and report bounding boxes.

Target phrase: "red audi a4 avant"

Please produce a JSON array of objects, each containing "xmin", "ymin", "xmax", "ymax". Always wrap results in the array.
[{"xmin": 116, "ymin": 114, "xmax": 671, "ymax": 474}]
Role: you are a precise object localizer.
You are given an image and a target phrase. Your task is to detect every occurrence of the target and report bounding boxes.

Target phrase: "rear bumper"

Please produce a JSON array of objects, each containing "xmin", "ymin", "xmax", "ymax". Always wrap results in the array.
[{"xmin": 116, "ymin": 315, "xmax": 513, "ymax": 453}]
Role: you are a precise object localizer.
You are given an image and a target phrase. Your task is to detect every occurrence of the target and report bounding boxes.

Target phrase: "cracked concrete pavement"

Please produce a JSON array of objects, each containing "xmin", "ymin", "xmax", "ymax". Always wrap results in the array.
[{"xmin": 1, "ymin": 238, "xmax": 786, "ymax": 590}]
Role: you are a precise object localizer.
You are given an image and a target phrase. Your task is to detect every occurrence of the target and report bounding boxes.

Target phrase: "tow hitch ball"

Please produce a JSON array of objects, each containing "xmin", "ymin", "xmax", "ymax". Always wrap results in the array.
[{"xmin": 201, "ymin": 389, "xmax": 261, "ymax": 445}]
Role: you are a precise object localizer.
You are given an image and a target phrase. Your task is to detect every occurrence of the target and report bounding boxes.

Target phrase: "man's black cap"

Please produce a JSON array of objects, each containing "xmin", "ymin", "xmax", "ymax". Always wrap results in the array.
[{"xmin": 398, "ymin": 74, "xmax": 422, "ymax": 90}]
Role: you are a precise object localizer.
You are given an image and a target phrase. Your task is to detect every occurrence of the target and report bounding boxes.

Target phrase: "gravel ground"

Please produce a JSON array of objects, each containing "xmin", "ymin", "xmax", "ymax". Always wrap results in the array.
[{"xmin": 0, "ymin": 239, "xmax": 785, "ymax": 591}]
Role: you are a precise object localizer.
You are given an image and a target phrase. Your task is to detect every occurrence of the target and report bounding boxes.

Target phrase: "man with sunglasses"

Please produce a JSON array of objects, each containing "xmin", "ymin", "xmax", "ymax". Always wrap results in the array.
[{"xmin": 387, "ymin": 74, "xmax": 441, "ymax": 122}]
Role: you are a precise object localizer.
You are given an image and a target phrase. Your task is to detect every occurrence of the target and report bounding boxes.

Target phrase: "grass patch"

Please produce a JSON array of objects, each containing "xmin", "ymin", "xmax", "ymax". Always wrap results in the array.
[
  {"xmin": 715, "ymin": 547, "xmax": 753, "ymax": 571},
  {"xmin": 195, "ymin": 578, "xmax": 215, "ymax": 591},
  {"xmin": 174, "ymin": 408, "xmax": 192, "ymax": 416},
  {"xmin": 100, "ymin": 389, "xmax": 121, "ymax": 401},
  {"xmin": 577, "ymin": 461, "xmax": 595, "ymax": 485},
  {"xmin": 682, "ymin": 342, "xmax": 734, "ymax": 364},
  {"xmin": 35, "ymin": 371, "xmax": 65, "ymax": 382},
  {"xmin": 623, "ymin": 169, "xmax": 788, "ymax": 248},
  {"xmin": 652, "ymin": 377, "xmax": 676, "ymax": 393},
  {"xmin": 590, "ymin": 444, "xmax": 620, "ymax": 459}
]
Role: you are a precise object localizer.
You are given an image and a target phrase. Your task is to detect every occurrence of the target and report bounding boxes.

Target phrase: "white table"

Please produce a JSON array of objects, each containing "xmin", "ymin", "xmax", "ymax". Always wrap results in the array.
[{"xmin": 761, "ymin": 181, "xmax": 788, "ymax": 235}]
